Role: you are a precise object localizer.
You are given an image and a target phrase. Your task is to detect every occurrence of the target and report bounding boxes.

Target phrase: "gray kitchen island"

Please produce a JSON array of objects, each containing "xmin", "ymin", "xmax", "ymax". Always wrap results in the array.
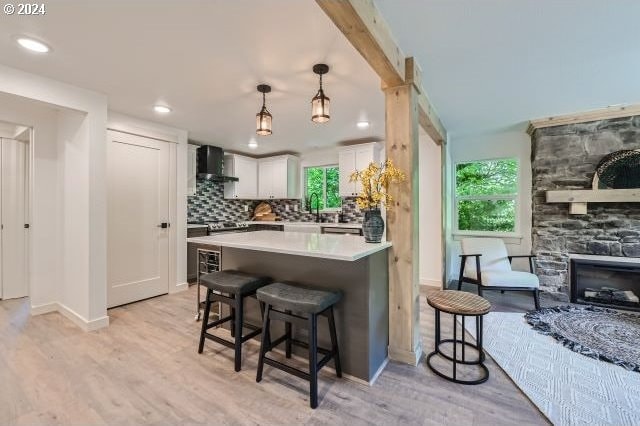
[{"xmin": 187, "ymin": 230, "xmax": 391, "ymax": 383}]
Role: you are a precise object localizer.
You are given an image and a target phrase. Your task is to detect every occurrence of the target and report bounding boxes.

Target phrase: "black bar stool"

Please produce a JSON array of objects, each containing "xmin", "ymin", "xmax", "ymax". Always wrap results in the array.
[
  {"xmin": 197, "ymin": 270, "xmax": 271, "ymax": 372},
  {"xmin": 255, "ymin": 282, "xmax": 342, "ymax": 409},
  {"xmin": 426, "ymin": 290, "xmax": 491, "ymax": 385}
]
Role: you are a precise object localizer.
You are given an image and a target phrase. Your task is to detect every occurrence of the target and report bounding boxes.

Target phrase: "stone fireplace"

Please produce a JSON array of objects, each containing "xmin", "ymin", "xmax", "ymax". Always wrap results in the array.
[{"xmin": 531, "ymin": 115, "xmax": 640, "ymax": 296}]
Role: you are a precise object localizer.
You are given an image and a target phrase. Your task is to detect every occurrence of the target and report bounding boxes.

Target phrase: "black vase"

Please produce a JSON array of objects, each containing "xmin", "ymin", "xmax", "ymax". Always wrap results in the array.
[{"xmin": 363, "ymin": 208, "xmax": 384, "ymax": 243}]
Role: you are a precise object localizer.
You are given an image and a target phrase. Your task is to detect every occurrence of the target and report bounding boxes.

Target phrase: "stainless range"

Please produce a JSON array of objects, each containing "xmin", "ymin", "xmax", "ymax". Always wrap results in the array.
[{"xmin": 207, "ymin": 221, "xmax": 251, "ymax": 234}]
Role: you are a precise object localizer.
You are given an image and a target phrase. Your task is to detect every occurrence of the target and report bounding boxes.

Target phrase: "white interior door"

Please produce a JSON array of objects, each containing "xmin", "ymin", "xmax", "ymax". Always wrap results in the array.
[
  {"xmin": 1, "ymin": 138, "xmax": 28, "ymax": 299},
  {"xmin": 107, "ymin": 131, "xmax": 170, "ymax": 308}
]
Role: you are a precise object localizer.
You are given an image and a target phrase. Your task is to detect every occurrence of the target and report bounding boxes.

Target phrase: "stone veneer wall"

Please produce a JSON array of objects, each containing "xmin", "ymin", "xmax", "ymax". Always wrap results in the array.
[
  {"xmin": 187, "ymin": 177, "xmax": 363, "ymax": 223},
  {"xmin": 531, "ymin": 115, "xmax": 640, "ymax": 294}
]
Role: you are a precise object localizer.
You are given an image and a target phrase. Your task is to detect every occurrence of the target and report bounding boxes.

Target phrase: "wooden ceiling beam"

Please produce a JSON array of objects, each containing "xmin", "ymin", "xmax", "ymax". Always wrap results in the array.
[{"xmin": 316, "ymin": 0, "xmax": 446, "ymax": 144}]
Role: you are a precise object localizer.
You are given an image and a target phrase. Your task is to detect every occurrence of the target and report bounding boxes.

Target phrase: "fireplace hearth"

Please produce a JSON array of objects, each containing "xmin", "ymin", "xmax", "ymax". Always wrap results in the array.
[{"xmin": 571, "ymin": 257, "xmax": 640, "ymax": 312}]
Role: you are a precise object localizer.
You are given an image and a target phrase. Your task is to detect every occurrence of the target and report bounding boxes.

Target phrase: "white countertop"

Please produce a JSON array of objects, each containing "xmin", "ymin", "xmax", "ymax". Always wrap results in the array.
[
  {"xmin": 187, "ymin": 230, "xmax": 390, "ymax": 261},
  {"xmin": 248, "ymin": 221, "xmax": 362, "ymax": 229}
]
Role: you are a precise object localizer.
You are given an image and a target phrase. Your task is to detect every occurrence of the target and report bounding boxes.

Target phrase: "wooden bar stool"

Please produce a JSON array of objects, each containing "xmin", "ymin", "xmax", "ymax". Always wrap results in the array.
[
  {"xmin": 426, "ymin": 290, "xmax": 491, "ymax": 385},
  {"xmin": 197, "ymin": 270, "xmax": 271, "ymax": 372},
  {"xmin": 255, "ymin": 282, "xmax": 342, "ymax": 409}
]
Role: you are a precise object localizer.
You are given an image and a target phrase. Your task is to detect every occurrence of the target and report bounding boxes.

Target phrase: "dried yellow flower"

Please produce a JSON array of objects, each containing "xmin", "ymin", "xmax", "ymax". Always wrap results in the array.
[{"xmin": 349, "ymin": 159, "xmax": 406, "ymax": 210}]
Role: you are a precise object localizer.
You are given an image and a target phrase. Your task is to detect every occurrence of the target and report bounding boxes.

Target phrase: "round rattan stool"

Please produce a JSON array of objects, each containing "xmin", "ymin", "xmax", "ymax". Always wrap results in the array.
[{"xmin": 426, "ymin": 290, "xmax": 491, "ymax": 385}]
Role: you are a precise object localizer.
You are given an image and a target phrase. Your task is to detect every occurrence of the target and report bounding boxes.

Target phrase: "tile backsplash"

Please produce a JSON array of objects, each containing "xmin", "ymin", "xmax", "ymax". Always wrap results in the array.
[{"xmin": 187, "ymin": 178, "xmax": 363, "ymax": 223}]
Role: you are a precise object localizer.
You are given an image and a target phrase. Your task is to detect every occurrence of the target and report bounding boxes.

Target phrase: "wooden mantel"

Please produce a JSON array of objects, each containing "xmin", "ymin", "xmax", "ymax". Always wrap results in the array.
[
  {"xmin": 527, "ymin": 103, "xmax": 640, "ymax": 135},
  {"xmin": 546, "ymin": 188, "xmax": 640, "ymax": 215}
]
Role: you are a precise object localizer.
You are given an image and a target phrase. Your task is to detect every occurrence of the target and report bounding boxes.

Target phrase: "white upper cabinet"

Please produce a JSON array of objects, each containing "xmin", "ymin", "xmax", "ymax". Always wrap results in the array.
[
  {"xmin": 187, "ymin": 144, "xmax": 198, "ymax": 196},
  {"xmin": 338, "ymin": 143, "xmax": 381, "ymax": 197},
  {"xmin": 258, "ymin": 155, "xmax": 300, "ymax": 199},
  {"xmin": 338, "ymin": 149, "xmax": 356, "ymax": 197},
  {"xmin": 224, "ymin": 154, "xmax": 258, "ymax": 199}
]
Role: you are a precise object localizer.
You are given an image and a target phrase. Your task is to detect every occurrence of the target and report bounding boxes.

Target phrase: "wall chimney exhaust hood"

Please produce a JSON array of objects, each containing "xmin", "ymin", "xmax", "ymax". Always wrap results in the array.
[{"xmin": 197, "ymin": 145, "xmax": 239, "ymax": 182}]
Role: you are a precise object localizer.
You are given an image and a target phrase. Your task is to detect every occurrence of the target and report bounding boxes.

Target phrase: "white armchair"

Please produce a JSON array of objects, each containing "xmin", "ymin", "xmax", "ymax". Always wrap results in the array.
[{"xmin": 457, "ymin": 238, "xmax": 540, "ymax": 310}]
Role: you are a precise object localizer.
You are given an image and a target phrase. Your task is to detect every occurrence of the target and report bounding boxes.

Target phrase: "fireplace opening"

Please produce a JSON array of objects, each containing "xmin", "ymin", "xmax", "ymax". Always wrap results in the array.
[{"xmin": 570, "ymin": 258, "xmax": 640, "ymax": 312}]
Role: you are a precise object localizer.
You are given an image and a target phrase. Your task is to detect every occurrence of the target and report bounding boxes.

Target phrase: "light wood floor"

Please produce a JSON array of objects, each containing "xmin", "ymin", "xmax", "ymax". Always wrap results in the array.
[{"xmin": 1, "ymin": 286, "xmax": 547, "ymax": 425}]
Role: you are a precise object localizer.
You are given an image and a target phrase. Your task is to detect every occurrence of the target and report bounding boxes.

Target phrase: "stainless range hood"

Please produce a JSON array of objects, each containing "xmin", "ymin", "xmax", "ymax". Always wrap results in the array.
[{"xmin": 197, "ymin": 145, "xmax": 238, "ymax": 182}]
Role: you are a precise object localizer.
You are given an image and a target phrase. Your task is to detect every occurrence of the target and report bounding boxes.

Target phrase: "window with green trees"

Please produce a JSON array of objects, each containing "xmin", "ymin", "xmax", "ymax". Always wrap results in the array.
[
  {"xmin": 305, "ymin": 166, "xmax": 341, "ymax": 210},
  {"xmin": 455, "ymin": 158, "xmax": 518, "ymax": 233}
]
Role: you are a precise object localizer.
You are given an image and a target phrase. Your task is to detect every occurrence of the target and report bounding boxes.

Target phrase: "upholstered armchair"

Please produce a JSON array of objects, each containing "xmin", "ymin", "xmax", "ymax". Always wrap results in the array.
[{"xmin": 457, "ymin": 238, "xmax": 540, "ymax": 310}]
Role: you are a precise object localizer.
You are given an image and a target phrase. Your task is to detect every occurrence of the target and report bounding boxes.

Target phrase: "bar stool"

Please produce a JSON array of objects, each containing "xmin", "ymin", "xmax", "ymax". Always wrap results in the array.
[
  {"xmin": 198, "ymin": 270, "xmax": 271, "ymax": 372},
  {"xmin": 255, "ymin": 282, "xmax": 342, "ymax": 409},
  {"xmin": 426, "ymin": 290, "xmax": 491, "ymax": 385}
]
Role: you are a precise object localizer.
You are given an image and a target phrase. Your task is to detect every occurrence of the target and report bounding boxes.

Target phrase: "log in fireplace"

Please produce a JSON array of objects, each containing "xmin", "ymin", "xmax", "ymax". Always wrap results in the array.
[{"xmin": 570, "ymin": 258, "xmax": 640, "ymax": 312}]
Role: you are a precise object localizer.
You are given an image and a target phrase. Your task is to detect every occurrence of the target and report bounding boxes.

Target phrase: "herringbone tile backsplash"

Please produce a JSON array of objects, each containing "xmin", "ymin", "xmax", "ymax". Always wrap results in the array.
[{"xmin": 187, "ymin": 178, "xmax": 363, "ymax": 223}]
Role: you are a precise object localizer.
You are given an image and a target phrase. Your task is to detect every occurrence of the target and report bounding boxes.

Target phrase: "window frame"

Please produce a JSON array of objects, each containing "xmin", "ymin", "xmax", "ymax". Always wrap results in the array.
[
  {"xmin": 453, "ymin": 157, "xmax": 521, "ymax": 237},
  {"xmin": 303, "ymin": 164, "xmax": 342, "ymax": 213}
]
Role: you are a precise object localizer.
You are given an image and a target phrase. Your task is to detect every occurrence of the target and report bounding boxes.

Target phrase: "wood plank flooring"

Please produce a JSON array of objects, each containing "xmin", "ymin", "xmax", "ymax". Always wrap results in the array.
[{"xmin": 1, "ymin": 286, "xmax": 547, "ymax": 425}]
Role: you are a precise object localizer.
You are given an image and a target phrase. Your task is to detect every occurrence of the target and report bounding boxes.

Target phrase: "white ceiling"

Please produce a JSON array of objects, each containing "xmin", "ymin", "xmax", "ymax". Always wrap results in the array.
[
  {"xmin": 377, "ymin": 0, "xmax": 640, "ymax": 137},
  {"xmin": 0, "ymin": 0, "xmax": 384, "ymax": 154}
]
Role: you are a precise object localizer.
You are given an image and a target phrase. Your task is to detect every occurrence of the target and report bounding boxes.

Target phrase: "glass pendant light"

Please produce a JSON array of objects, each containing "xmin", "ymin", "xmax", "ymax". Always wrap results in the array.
[
  {"xmin": 311, "ymin": 64, "xmax": 330, "ymax": 123},
  {"xmin": 256, "ymin": 84, "xmax": 272, "ymax": 136}
]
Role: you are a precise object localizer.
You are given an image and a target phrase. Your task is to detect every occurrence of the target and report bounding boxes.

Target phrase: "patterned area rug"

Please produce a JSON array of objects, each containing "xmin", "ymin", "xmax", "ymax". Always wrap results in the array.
[
  {"xmin": 462, "ymin": 313, "xmax": 640, "ymax": 425},
  {"xmin": 525, "ymin": 305, "xmax": 640, "ymax": 372}
]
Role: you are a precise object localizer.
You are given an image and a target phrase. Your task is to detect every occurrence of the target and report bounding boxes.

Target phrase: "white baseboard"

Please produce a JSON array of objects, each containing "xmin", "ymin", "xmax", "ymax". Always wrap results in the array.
[
  {"xmin": 420, "ymin": 278, "xmax": 442, "ymax": 288},
  {"xmin": 369, "ymin": 357, "xmax": 389, "ymax": 385},
  {"xmin": 31, "ymin": 302, "xmax": 109, "ymax": 332},
  {"xmin": 270, "ymin": 346, "xmax": 382, "ymax": 386},
  {"xmin": 171, "ymin": 281, "xmax": 189, "ymax": 293},
  {"xmin": 30, "ymin": 302, "xmax": 58, "ymax": 315}
]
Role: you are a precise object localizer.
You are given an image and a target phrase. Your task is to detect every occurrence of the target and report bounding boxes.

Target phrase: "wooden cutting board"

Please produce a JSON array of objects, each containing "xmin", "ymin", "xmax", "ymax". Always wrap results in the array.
[
  {"xmin": 254, "ymin": 213, "xmax": 277, "ymax": 221},
  {"xmin": 252, "ymin": 202, "xmax": 276, "ymax": 220}
]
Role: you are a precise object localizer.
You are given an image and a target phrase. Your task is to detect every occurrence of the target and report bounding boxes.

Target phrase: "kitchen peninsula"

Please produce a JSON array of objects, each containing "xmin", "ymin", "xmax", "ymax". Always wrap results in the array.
[{"xmin": 187, "ymin": 230, "xmax": 392, "ymax": 383}]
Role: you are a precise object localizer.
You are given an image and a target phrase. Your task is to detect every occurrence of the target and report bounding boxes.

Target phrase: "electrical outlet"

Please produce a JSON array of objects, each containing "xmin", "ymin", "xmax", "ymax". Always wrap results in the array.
[
  {"xmin": 285, "ymin": 205, "xmax": 290, "ymax": 212},
  {"xmin": 244, "ymin": 204, "xmax": 249, "ymax": 212},
  {"xmin": 294, "ymin": 204, "xmax": 299, "ymax": 212}
]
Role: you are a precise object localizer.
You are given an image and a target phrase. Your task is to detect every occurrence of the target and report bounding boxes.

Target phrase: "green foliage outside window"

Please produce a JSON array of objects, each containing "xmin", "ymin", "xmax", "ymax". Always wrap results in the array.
[
  {"xmin": 455, "ymin": 159, "xmax": 518, "ymax": 232},
  {"xmin": 305, "ymin": 166, "xmax": 341, "ymax": 210}
]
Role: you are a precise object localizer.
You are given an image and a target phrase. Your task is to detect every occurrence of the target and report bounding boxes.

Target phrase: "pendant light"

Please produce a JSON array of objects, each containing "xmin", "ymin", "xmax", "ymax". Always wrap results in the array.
[
  {"xmin": 311, "ymin": 64, "xmax": 330, "ymax": 123},
  {"xmin": 256, "ymin": 84, "xmax": 272, "ymax": 136}
]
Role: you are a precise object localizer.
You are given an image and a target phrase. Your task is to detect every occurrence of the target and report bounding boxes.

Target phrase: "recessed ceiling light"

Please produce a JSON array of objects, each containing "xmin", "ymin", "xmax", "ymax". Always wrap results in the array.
[
  {"xmin": 153, "ymin": 105, "xmax": 171, "ymax": 114},
  {"xmin": 357, "ymin": 121, "xmax": 370, "ymax": 129},
  {"xmin": 248, "ymin": 139, "xmax": 258, "ymax": 149},
  {"xmin": 16, "ymin": 37, "xmax": 50, "ymax": 53}
]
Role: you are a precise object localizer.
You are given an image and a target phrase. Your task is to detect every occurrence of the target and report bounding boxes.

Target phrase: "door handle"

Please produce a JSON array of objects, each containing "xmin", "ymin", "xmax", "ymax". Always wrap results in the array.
[{"xmin": 158, "ymin": 223, "xmax": 169, "ymax": 229}]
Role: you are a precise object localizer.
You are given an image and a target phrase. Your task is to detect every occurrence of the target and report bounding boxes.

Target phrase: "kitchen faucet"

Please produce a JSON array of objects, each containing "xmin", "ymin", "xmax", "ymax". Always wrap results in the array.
[{"xmin": 308, "ymin": 193, "xmax": 321, "ymax": 223}]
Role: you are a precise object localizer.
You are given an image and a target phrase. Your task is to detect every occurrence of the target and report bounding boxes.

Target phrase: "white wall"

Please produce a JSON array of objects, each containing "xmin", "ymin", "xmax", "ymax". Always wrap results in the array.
[
  {"xmin": 419, "ymin": 131, "xmax": 443, "ymax": 287},
  {"xmin": 0, "ymin": 64, "xmax": 108, "ymax": 329},
  {"xmin": 0, "ymin": 93, "xmax": 61, "ymax": 308},
  {"xmin": 446, "ymin": 129, "xmax": 533, "ymax": 282},
  {"xmin": 299, "ymin": 147, "xmax": 339, "ymax": 168}
]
